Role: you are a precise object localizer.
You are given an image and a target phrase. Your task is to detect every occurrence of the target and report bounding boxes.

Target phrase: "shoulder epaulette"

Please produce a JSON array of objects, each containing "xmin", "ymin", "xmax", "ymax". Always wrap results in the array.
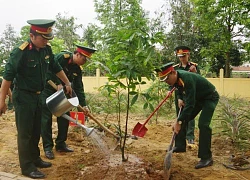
[
  {"xmin": 19, "ymin": 41, "xmax": 29, "ymax": 50},
  {"xmin": 64, "ymin": 54, "xmax": 70, "ymax": 59},
  {"xmin": 178, "ymin": 78, "xmax": 185, "ymax": 87},
  {"xmin": 190, "ymin": 62, "xmax": 198, "ymax": 66},
  {"xmin": 47, "ymin": 43, "xmax": 51, "ymax": 47}
]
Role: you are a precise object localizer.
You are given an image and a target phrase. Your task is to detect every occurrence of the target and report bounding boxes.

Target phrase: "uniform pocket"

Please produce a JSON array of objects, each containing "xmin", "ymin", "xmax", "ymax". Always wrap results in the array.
[{"xmin": 27, "ymin": 60, "xmax": 39, "ymax": 67}]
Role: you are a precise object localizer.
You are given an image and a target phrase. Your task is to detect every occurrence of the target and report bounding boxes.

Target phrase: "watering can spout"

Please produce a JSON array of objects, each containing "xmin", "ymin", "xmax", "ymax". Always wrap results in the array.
[
  {"xmin": 62, "ymin": 114, "xmax": 94, "ymax": 136},
  {"xmin": 85, "ymin": 127, "xmax": 95, "ymax": 136}
]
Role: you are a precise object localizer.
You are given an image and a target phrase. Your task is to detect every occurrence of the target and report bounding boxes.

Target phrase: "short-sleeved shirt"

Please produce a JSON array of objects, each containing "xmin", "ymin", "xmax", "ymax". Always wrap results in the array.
[
  {"xmin": 46, "ymin": 51, "xmax": 86, "ymax": 106},
  {"xmin": 3, "ymin": 39, "xmax": 62, "ymax": 92}
]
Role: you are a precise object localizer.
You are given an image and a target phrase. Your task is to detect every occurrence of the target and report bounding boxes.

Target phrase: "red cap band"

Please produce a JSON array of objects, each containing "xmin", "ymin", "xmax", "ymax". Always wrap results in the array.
[
  {"xmin": 177, "ymin": 49, "xmax": 189, "ymax": 55},
  {"xmin": 31, "ymin": 25, "xmax": 52, "ymax": 34},
  {"xmin": 76, "ymin": 47, "xmax": 92, "ymax": 58},
  {"xmin": 158, "ymin": 66, "xmax": 174, "ymax": 77}
]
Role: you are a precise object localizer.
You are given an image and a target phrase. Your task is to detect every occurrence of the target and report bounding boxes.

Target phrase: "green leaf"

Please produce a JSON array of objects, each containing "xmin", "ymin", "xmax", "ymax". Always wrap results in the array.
[{"xmin": 131, "ymin": 94, "xmax": 139, "ymax": 106}]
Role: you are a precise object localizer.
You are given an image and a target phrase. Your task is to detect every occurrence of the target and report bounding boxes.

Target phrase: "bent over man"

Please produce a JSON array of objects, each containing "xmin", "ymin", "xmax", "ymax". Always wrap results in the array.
[{"xmin": 156, "ymin": 62, "xmax": 219, "ymax": 169}]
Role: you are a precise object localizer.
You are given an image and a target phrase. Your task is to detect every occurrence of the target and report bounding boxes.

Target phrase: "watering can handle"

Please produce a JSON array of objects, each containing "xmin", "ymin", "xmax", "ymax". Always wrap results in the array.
[{"xmin": 48, "ymin": 80, "xmax": 58, "ymax": 90}]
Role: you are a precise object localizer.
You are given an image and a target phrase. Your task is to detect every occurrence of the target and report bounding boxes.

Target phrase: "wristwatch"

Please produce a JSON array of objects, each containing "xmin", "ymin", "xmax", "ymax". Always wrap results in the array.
[{"xmin": 178, "ymin": 121, "xmax": 182, "ymax": 125}]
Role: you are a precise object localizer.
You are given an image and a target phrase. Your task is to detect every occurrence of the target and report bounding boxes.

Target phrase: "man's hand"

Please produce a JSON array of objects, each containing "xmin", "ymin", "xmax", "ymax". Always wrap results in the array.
[
  {"xmin": 178, "ymin": 99, "xmax": 185, "ymax": 108},
  {"xmin": 172, "ymin": 120, "xmax": 181, "ymax": 134},
  {"xmin": 64, "ymin": 84, "xmax": 73, "ymax": 96},
  {"xmin": 82, "ymin": 106, "xmax": 90, "ymax": 115},
  {"xmin": 57, "ymin": 84, "xmax": 63, "ymax": 91},
  {"xmin": 189, "ymin": 65, "xmax": 197, "ymax": 73},
  {"xmin": 0, "ymin": 100, "xmax": 7, "ymax": 116}
]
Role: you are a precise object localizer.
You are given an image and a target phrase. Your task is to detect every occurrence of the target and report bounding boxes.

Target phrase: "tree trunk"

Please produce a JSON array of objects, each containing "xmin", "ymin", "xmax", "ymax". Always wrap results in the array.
[{"xmin": 224, "ymin": 52, "xmax": 230, "ymax": 78}]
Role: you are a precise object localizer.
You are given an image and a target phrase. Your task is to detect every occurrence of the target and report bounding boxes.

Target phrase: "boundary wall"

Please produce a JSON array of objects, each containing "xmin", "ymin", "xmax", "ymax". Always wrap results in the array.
[{"xmin": 83, "ymin": 69, "xmax": 250, "ymax": 99}]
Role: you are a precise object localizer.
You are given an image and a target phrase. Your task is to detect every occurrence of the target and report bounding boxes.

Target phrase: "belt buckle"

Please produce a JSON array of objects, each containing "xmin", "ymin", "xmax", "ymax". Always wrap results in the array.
[{"xmin": 36, "ymin": 91, "xmax": 41, "ymax": 95}]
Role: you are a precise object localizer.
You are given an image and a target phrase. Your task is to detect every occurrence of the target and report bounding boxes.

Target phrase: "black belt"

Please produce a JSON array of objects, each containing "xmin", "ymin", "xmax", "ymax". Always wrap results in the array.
[{"xmin": 15, "ymin": 88, "xmax": 42, "ymax": 95}]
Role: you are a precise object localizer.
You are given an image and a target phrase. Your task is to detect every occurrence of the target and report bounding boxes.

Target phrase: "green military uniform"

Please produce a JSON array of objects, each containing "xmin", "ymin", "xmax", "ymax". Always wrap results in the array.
[
  {"xmin": 173, "ymin": 62, "xmax": 200, "ymax": 141},
  {"xmin": 41, "ymin": 51, "xmax": 87, "ymax": 151},
  {"xmin": 3, "ymin": 38, "xmax": 62, "ymax": 175},
  {"xmin": 174, "ymin": 70, "xmax": 219, "ymax": 160}
]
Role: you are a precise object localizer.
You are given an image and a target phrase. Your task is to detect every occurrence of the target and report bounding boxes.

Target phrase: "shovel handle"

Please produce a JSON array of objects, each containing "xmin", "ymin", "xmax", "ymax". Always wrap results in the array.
[
  {"xmin": 47, "ymin": 80, "xmax": 120, "ymax": 139},
  {"xmin": 168, "ymin": 106, "xmax": 182, "ymax": 151},
  {"xmin": 87, "ymin": 113, "xmax": 120, "ymax": 139},
  {"xmin": 139, "ymin": 87, "xmax": 176, "ymax": 129}
]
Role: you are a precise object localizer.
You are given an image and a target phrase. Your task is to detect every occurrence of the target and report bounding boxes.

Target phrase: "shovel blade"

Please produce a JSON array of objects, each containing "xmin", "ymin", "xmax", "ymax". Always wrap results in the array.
[
  {"xmin": 132, "ymin": 122, "xmax": 148, "ymax": 137},
  {"xmin": 163, "ymin": 150, "xmax": 173, "ymax": 179}
]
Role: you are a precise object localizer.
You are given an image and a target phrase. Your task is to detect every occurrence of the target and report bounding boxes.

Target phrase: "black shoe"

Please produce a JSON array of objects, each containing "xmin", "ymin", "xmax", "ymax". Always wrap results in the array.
[
  {"xmin": 195, "ymin": 158, "xmax": 213, "ymax": 169},
  {"xmin": 173, "ymin": 147, "xmax": 186, "ymax": 153},
  {"xmin": 56, "ymin": 146, "xmax": 74, "ymax": 152},
  {"xmin": 23, "ymin": 170, "xmax": 45, "ymax": 179},
  {"xmin": 34, "ymin": 159, "xmax": 52, "ymax": 168},
  {"xmin": 45, "ymin": 150, "xmax": 55, "ymax": 160},
  {"xmin": 188, "ymin": 139, "xmax": 195, "ymax": 144}
]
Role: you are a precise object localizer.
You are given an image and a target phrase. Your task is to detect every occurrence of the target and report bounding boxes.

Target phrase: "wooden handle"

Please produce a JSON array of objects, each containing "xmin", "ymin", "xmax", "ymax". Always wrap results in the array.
[
  {"xmin": 47, "ymin": 80, "xmax": 120, "ymax": 139},
  {"xmin": 47, "ymin": 80, "xmax": 58, "ymax": 90},
  {"xmin": 86, "ymin": 113, "xmax": 120, "ymax": 139}
]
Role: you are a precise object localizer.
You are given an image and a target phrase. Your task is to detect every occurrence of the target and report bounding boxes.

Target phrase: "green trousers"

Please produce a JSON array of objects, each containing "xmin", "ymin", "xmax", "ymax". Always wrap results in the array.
[
  {"xmin": 13, "ymin": 89, "xmax": 42, "ymax": 175},
  {"xmin": 41, "ymin": 89, "xmax": 70, "ymax": 151},
  {"xmin": 175, "ymin": 91, "xmax": 219, "ymax": 159}
]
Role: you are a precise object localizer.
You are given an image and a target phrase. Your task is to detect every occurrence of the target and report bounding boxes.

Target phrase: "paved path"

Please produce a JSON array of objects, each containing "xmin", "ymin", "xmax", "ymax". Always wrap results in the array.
[{"xmin": 0, "ymin": 172, "xmax": 32, "ymax": 180}]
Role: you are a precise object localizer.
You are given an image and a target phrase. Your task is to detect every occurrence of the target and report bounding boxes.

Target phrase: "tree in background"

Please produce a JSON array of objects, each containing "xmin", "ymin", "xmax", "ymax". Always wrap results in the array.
[
  {"xmin": 158, "ymin": 0, "xmax": 204, "ymax": 67},
  {"xmin": 0, "ymin": 24, "xmax": 20, "ymax": 74},
  {"xmin": 54, "ymin": 12, "xmax": 82, "ymax": 51},
  {"xmin": 191, "ymin": 0, "xmax": 249, "ymax": 77},
  {"xmin": 19, "ymin": 26, "xmax": 30, "ymax": 42}
]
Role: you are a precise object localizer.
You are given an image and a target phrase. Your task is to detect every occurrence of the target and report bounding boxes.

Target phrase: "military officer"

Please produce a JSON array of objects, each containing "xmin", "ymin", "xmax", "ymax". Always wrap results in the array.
[
  {"xmin": 173, "ymin": 46, "xmax": 200, "ymax": 144},
  {"xmin": 0, "ymin": 19, "xmax": 72, "ymax": 179},
  {"xmin": 156, "ymin": 62, "xmax": 219, "ymax": 169},
  {"xmin": 41, "ymin": 45, "xmax": 96, "ymax": 160}
]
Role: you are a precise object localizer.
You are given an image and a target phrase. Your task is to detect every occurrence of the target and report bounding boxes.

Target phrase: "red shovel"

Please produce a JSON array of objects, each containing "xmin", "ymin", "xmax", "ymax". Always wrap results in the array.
[{"xmin": 132, "ymin": 87, "xmax": 176, "ymax": 137}]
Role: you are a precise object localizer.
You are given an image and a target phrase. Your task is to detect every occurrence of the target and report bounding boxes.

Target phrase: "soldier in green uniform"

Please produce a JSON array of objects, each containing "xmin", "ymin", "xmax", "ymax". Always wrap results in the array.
[
  {"xmin": 41, "ymin": 45, "xmax": 96, "ymax": 160},
  {"xmin": 156, "ymin": 62, "xmax": 219, "ymax": 169},
  {"xmin": 172, "ymin": 46, "xmax": 200, "ymax": 144},
  {"xmin": 0, "ymin": 19, "xmax": 72, "ymax": 179}
]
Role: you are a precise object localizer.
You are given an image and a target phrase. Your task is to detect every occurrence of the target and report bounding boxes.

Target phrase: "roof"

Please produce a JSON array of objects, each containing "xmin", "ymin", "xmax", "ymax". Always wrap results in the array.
[{"xmin": 232, "ymin": 66, "xmax": 250, "ymax": 73}]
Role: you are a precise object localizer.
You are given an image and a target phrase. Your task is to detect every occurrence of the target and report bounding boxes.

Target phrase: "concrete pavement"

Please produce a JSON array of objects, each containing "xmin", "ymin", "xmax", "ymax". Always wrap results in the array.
[{"xmin": 0, "ymin": 172, "xmax": 32, "ymax": 180}]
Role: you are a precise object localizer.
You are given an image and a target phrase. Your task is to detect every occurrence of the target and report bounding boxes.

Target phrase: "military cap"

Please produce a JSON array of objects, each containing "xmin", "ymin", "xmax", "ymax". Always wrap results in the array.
[
  {"xmin": 155, "ymin": 62, "xmax": 174, "ymax": 81},
  {"xmin": 27, "ymin": 19, "xmax": 55, "ymax": 40},
  {"xmin": 174, "ymin": 45, "xmax": 191, "ymax": 57},
  {"xmin": 76, "ymin": 45, "xmax": 97, "ymax": 58}
]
